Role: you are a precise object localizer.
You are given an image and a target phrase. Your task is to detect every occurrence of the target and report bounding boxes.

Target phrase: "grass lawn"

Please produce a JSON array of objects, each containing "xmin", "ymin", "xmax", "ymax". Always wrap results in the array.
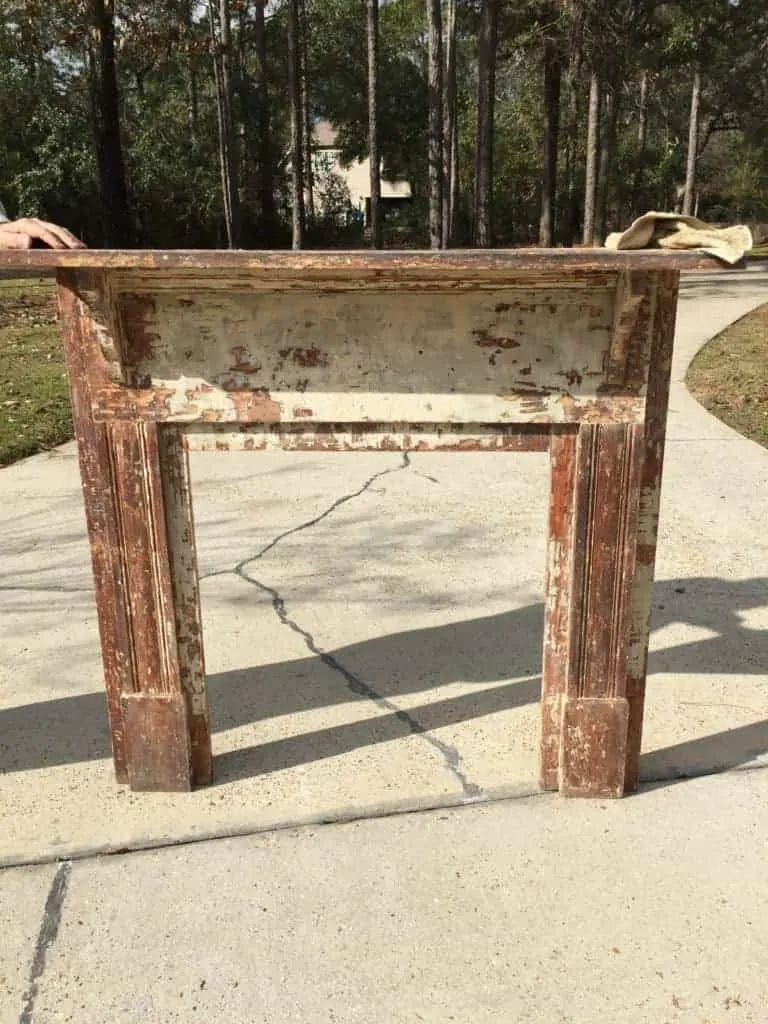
[
  {"xmin": 687, "ymin": 302, "xmax": 768, "ymax": 450},
  {"xmin": 0, "ymin": 276, "xmax": 72, "ymax": 466}
]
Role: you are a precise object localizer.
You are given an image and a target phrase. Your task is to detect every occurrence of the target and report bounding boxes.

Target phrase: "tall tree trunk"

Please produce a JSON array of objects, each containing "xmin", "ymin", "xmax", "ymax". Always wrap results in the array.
[
  {"xmin": 209, "ymin": 0, "xmax": 241, "ymax": 248},
  {"xmin": 426, "ymin": 0, "xmax": 443, "ymax": 249},
  {"xmin": 254, "ymin": 0, "xmax": 277, "ymax": 237},
  {"xmin": 442, "ymin": 0, "xmax": 458, "ymax": 247},
  {"xmin": 209, "ymin": 3, "xmax": 229, "ymax": 242},
  {"xmin": 630, "ymin": 68, "xmax": 648, "ymax": 217},
  {"xmin": 539, "ymin": 32, "xmax": 562, "ymax": 246},
  {"xmin": 88, "ymin": 0, "xmax": 132, "ymax": 247},
  {"xmin": 563, "ymin": 53, "xmax": 582, "ymax": 246},
  {"xmin": 474, "ymin": 0, "xmax": 499, "ymax": 247},
  {"xmin": 236, "ymin": 5, "xmax": 256, "ymax": 212},
  {"xmin": 287, "ymin": 0, "xmax": 305, "ymax": 249},
  {"xmin": 221, "ymin": 0, "xmax": 242, "ymax": 245},
  {"xmin": 300, "ymin": 0, "xmax": 315, "ymax": 224},
  {"xmin": 367, "ymin": 0, "xmax": 382, "ymax": 248},
  {"xmin": 582, "ymin": 70, "xmax": 600, "ymax": 245},
  {"xmin": 637, "ymin": 68, "xmax": 648, "ymax": 151},
  {"xmin": 188, "ymin": 65, "xmax": 199, "ymax": 142},
  {"xmin": 682, "ymin": 69, "xmax": 701, "ymax": 216},
  {"xmin": 596, "ymin": 85, "xmax": 620, "ymax": 240},
  {"xmin": 563, "ymin": 119, "xmax": 573, "ymax": 245},
  {"xmin": 184, "ymin": 0, "xmax": 199, "ymax": 143}
]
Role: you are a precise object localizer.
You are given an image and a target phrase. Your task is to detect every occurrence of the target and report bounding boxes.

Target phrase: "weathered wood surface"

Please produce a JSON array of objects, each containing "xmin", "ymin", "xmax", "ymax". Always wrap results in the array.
[
  {"xmin": 43, "ymin": 252, "xmax": 690, "ymax": 796},
  {"xmin": 92, "ymin": 285, "xmax": 649, "ymax": 427},
  {"xmin": 56, "ymin": 270, "xmax": 211, "ymax": 792},
  {"xmin": 556, "ymin": 422, "xmax": 644, "ymax": 798},
  {"xmin": 56, "ymin": 271, "xmax": 132, "ymax": 782},
  {"xmin": 158, "ymin": 427, "xmax": 212, "ymax": 785},
  {"xmin": 0, "ymin": 247, "xmax": 730, "ymax": 273},
  {"xmin": 185, "ymin": 423, "xmax": 551, "ymax": 453},
  {"xmin": 542, "ymin": 423, "xmax": 644, "ymax": 798},
  {"xmin": 624, "ymin": 269, "xmax": 680, "ymax": 791},
  {"xmin": 539, "ymin": 271, "xmax": 680, "ymax": 797}
]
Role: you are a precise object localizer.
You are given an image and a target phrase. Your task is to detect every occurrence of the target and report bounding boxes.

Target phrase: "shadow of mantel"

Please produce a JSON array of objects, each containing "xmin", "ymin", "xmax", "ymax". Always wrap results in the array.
[{"xmin": 1, "ymin": 577, "xmax": 766, "ymax": 791}]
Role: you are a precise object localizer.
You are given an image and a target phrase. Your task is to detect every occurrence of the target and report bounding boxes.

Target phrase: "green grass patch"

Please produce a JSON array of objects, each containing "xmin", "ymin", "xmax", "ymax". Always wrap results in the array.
[
  {"xmin": 751, "ymin": 243, "xmax": 768, "ymax": 259},
  {"xmin": 687, "ymin": 303, "xmax": 768, "ymax": 450},
  {"xmin": 0, "ymin": 277, "xmax": 73, "ymax": 467}
]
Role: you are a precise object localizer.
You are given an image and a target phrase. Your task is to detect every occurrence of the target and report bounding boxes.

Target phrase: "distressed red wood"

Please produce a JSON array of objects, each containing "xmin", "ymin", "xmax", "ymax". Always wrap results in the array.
[
  {"xmin": 55, "ymin": 269, "xmax": 211, "ymax": 791},
  {"xmin": 624, "ymin": 269, "xmax": 680, "ymax": 791},
  {"xmin": 1, "ymin": 249, "xmax": 712, "ymax": 796},
  {"xmin": 56, "ymin": 271, "xmax": 132, "ymax": 782},
  {"xmin": 543, "ymin": 422, "xmax": 644, "ymax": 797}
]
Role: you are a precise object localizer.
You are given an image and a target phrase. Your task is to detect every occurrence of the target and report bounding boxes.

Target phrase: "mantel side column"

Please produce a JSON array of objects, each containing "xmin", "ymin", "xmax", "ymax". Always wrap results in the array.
[{"xmin": 57, "ymin": 270, "xmax": 211, "ymax": 791}]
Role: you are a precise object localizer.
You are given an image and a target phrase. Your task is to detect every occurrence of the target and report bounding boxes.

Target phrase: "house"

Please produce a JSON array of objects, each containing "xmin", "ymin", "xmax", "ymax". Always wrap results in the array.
[{"xmin": 311, "ymin": 120, "xmax": 412, "ymax": 225}]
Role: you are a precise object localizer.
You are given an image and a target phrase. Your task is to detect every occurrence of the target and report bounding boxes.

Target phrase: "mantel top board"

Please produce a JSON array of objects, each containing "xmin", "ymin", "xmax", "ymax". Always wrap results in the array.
[{"xmin": 0, "ymin": 247, "xmax": 731, "ymax": 278}]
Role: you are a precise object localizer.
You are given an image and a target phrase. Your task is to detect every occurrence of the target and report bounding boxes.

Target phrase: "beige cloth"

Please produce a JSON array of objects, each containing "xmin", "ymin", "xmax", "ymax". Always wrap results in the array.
[{"xmin": 604, "ymin": 211, "xmax": 752, "ymax": 265}]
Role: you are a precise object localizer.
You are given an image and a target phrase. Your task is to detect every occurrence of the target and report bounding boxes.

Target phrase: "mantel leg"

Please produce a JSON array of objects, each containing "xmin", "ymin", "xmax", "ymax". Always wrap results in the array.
[
  {"xmin": 624, "ymin": 270, "xmax": 679, "ymax": 791},
  {"xmin": 541, "ymin": 423, "xmax": 644, "ymax": 797},
  {"xmin": 540, "ymin": 271, "xmax": 678, "ymax": 797},
  {"xmin": 158, "ymin": 426, "xmax": 212, "ymax": 786},
  {"xmin": 109, "ymin": 422, "xmax": 212, "ymax": 791},
  {"xmin": 57, "ymin": 272, "xmax": 211, "ymax": 791}
]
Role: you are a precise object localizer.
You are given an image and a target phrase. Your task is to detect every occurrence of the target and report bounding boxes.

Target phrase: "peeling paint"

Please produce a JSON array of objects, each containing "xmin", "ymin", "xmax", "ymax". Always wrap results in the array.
[
  {"xmin": 186, "ymin": 423, "xmax": 551, "ymax": 453},
  {"xmin": 278, "ymin": 345, "xmax": 329, "ymax": 368},
  {"xmin": 472, "ymin": 328, "xmax": 520, "ymax": 349},
  {"xmin": 229, "ymin": 345, "xmax": 262, "ymax": 374},
  {"xmin": 52, "ymin": 257, "xmax": 684, "ymax": 797}
]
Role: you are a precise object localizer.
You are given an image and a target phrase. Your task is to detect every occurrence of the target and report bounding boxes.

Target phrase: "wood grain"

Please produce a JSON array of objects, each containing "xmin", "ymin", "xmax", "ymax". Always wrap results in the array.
[
  {"xmin": 623, "ymin": 270, "xmax": 680, "ymax": 791},
  {"xmin": 49, "ymin": 256, "xmax": 686, "ymax": 796},
  {"xmin": 56, "ymin": 270, "xmax": 132, "ymax": 782},
  {"xmin": 0, "ymin": 247, "xmax": 731, "ymax": 274}
]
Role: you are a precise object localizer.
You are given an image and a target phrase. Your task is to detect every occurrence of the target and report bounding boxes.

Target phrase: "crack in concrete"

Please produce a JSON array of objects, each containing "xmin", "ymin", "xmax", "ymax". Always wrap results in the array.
[
  {"xmin": 236, "ymin": 568, "xmax": 485, "ymax": 802},
  {"xmin": 206, "ymin": 453, "xmax": 485, "ymax": 802},
  {"xmin": 201, "ymin": 452, "xmax": 436, "ymax": 581},
  {"xmin": 18, "ymin": 860, "xmax": 71, "ymax": 1024},
  {"xmin": 411, "ymin": 468, "xmax": 440, "ymax": 484}
]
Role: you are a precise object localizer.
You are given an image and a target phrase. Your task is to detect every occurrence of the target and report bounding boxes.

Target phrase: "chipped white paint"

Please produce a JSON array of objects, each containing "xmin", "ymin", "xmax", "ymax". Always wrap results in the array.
[
  {"xmin": 104, "ymin": 287, "xmax": 639, "ymax": 426},
  {"xmin": 158, "ymin": 428, "xmax": 208, "ymax": 718},
  {"xmin": 184, "ymin": 423, "xmax": 550, "ymax": 453},
  {"xmin": 46, "ymin": 254, "xmax": 689, "ymax": 796}
]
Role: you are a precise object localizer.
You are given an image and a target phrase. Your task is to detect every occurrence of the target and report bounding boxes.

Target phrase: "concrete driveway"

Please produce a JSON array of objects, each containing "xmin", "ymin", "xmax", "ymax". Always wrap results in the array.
[{"xmin": 1, "ymin": 269, "xmax": 766, "ymax": 1023}]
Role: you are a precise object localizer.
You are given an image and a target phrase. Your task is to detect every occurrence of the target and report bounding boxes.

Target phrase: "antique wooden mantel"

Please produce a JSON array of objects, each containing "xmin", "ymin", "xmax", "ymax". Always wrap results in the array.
[{"xmin": 1, "ymin": 249, "xmax": 723, "ymax": 796}]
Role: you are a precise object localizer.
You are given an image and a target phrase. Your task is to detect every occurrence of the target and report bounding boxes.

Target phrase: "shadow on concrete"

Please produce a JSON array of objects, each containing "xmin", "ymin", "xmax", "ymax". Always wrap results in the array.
[
  {"xmin": 215, "ymin": 678, "xmax": 542, "ymax": 784},
  {"xmin": 641, "ymin": 719, "xmax": 768, "ymax": 784},
  {"xmin": 1, "ymin": 577, "xmax": 766, "ymax": 789},
  {"xmin": 677, "ymin": 278, "xmax": 768, "ymax": 303}
]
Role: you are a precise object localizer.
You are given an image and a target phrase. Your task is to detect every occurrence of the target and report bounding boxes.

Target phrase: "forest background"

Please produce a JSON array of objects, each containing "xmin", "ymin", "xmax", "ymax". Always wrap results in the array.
[{"xmin": 0, "ymin": 0, "xmax": 766, "ymax": 251}]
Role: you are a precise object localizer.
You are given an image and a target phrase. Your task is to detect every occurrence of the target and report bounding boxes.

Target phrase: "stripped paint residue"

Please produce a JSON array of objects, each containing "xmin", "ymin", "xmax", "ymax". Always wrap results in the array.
[
  {"xmin": 52, "ymin": 257, "xmax": 682, "ymax": 797},
  {"xmin": 472, "ymin": 328, "xmax": 521, "ymax": 349},
  {"xmin": 95, "ymin": 285, "xmax": 627, "ymax": 426},
  {"xmin": 278, "ymin": 345, "xmax": 329, "ymax": 368},
  {"xmin": 185, "ymin": 422, "xmax": 551, "ymax": 453}
]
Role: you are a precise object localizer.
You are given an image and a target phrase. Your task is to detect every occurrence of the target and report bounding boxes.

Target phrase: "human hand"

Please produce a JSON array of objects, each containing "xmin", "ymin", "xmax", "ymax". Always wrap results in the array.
[{"xmin": 0, "ymin": 218, "xmax": 86, "ymax": 250}]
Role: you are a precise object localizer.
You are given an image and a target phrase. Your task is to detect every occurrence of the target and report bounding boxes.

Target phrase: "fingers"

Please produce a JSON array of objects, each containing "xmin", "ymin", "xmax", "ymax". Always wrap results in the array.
[
  {"xmin": 0, "ymin": 227, "xmax": 33, "ymax": 250},
  {"xmin": 35, "ymin": 220, "xmax": 86, "ymax": 249},
  {"xmin": 0, "ymin": 218, "xmax": 86, "ymax": 249},
  {"xmin": 15, "ymin": 218, "xmax": 86, "ymax": 249}
]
